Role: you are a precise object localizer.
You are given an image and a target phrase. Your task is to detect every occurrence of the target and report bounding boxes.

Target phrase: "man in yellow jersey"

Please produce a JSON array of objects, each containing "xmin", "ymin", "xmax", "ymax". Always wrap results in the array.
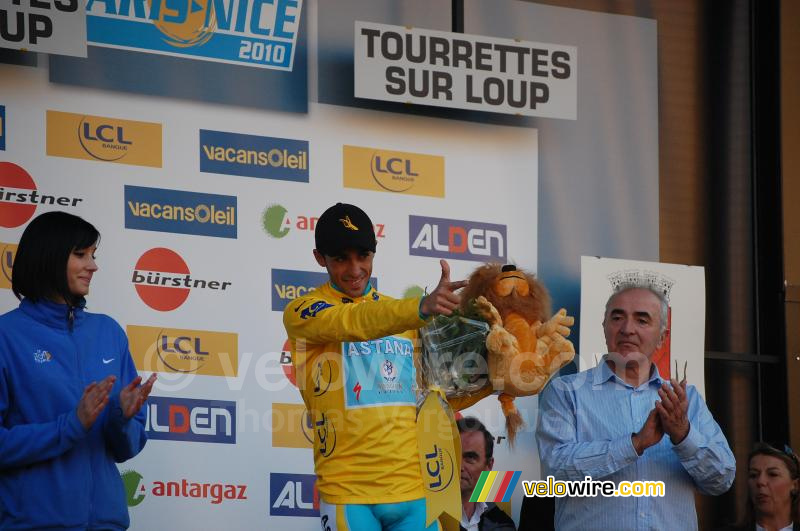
[{"xmin": 284, "ymin": 202, "xmax": 468, "ymax": 531}]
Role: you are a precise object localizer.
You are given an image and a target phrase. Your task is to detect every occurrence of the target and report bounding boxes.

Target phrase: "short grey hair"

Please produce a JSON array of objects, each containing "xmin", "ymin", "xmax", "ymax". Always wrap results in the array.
[{"xmin": 603, "ymin": 282, "xmax": 669, "ymax": 334}]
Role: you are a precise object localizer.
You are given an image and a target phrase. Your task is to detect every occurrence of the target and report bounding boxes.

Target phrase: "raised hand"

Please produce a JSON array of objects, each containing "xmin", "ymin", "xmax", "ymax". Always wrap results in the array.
[
  {"xmin": 420, "ymin": 259, "xmax": 468, "ymax": 316},
  {"xmin": 77, "ymin": 375, "xmax": 116, "ymax": 430},
  {"xmin": 119, "ymin": 374, "xmax": 157, "ymax": 420},
  {"xmin": 656, "ymin": 378, "xmax": 690, "ymax": 444}
]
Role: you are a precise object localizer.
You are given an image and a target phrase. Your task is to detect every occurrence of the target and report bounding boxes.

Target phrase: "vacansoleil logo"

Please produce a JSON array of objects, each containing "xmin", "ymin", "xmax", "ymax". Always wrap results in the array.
[
  {"xmin": 469, "ymin": 471, "xmax": 521, "ymax": 503},
  {"xmin": 200, "ymin": 130, "xmax": 309, "ymax": 182}
]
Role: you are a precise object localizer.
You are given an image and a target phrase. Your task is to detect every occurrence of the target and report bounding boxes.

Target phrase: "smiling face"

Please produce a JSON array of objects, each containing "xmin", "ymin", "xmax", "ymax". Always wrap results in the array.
[
  {"xmin": 749, "ymin": 454, "xmax": 799, "ymax": 522},
  {"xmin": 603, "ymin": 288, "xmax": 664, "ymax": 360},
  {"xmin": 66, "ymin": 245, "xmax": 98, "ymax": 298},
  {"xmin": 314, "ymin": 248, "xmax": 374, "ymax": 299}
]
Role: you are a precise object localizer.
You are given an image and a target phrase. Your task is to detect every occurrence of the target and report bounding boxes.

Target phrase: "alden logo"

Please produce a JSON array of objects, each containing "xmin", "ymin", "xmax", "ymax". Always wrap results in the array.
[
  {"xmin": 409, "ymin": 215, "xmax": 507, "ymax": 262},
  {"xmin": 271, "ymin": 403, "xmax": 313, "ymax": 449},
  {"xmin": 270, "ymin": 473, "xmax": 319, "ymax": 517},
  {"xmin": 86, "ymin": 0, "xmax": 302, "ymax": 70},
  {"xmin": 271, "ymin": 269, "xmax": 378, "ymax": 311},
  {"xmin": 262, "ymin": 204, "xmax": 385, "ymax": 240},
  {"xmin": 145, "ymin": 396, "xmax": 236, "ymax": 444},
  {"xmin": 0, "ymin": 242, "xmax": 16, "ymax": 290},
  {"xmin": 0, "ymin": 162, "xmax": 83, "ymax": 228},
  {"xmin": 343, "ymin": 145, "xmax": 445, "ymax": 198},
  {"xmin": 46, "ymin": 110, "xmax": 162, "ymax": 167},
  {"xmin": 125, "ymin": 185, "xmax": 237, "ymax": 239},
  {"xmin": 132, "ymin": 248, "xmax": 232, "ymax": 311},
  {"xmin": 200, "ymin": 130, "xmax": 309, "ymax": 182},
  {"xmin": 127, "ymin": 325, "xmax": 238, "ymax": 377}
]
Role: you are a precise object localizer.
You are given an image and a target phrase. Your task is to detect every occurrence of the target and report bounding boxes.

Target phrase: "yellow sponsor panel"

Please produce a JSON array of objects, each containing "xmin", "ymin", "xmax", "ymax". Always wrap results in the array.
[
  {"xmin": 343, "ymin": 145, "xmax": 445, "ymax": 198},
  {"xmin": 46, "ymin": 110, "xmax": 162, "ymax": 168},
  {"xmin": 127, "ymin": 325, "xmax": 237, "ymax": 377},
  {"xmin": 0, "ymin": 243, "xmax": 17, "ymax": 290},
  {"xmin": 271, "ymin": 403, "xmax": 313, "ymax": 449}
]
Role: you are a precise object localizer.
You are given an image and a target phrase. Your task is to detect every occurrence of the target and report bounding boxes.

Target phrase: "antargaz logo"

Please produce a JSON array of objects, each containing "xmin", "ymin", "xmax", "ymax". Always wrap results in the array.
[
  {"xmin": 0, "ymin": 162, "xmax": 84, "ymax": 228},
  {"xmin": 46, "ymin": 110, "xmax": 162, "ymax": 167},
  {"xmin": 0, "ymin": 242, "xmax": 16, "ymax": 290},
  {"xmin": 262, "ymin": 204, "xmax": 386, "ymax": 240},
  {"xmin": 200, "ymin": 130, "xmax": 309, "ymax": 182},
  {"xmin": 125, "ymin": 185, "xmax": 237, "ymax": 239},
  {"xmin": 86, "ymin": 0, "xmax": 302, "ymax": 70},
  {"xmin": 145, "ymin": 396, "xmax": 236, "ymax": 444},
  {"xmin": 132, "ymin": 248, "xmax": 232, "ymax": 311},
  {"xmin": 409, "ymin": 215, "xmax": 507, "ymax": 262},
  {"xmin": 122, "ymin": 470, "xmax": 146, "ymax": 507},
  {"xmin": 127, "ymin": 324, "xmax": 238, "ymax": 377},
  {"xmin": 270, "ymin": 473, "xmax": 319, "ymax": 517},
  {"xmin": 343, "ymin": 145, "xmax": 445, "ymax": 198}
]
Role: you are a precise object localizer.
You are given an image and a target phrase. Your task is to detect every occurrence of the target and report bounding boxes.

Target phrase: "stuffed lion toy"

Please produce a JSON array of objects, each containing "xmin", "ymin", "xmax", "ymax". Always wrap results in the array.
[{"xmin": 461, "ymin": 263, "xmax": 575, "ymax": 444}]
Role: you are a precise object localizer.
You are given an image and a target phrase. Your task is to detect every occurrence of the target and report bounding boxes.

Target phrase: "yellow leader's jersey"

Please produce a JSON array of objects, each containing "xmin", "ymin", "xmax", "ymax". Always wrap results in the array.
[{"xmin": 283, "ymin": 282, "xmax": 428, "ymax": 505}]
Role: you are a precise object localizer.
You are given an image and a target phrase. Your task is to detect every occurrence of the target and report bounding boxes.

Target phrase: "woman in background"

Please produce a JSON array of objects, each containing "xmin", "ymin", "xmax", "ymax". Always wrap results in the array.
[{"xmin": 0, "ymin": 211, "xmax": 156, "ymax": 530}]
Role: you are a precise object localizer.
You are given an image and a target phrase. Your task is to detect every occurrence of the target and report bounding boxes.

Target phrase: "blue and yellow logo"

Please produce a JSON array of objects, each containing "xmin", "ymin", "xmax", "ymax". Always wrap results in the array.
[
  {"xmin": 85, "ymin": 0, "xmax": 303, "ymax": 70},
  {"xmin": 200, "ymin": 130, "xmax": 309, "ymax": 182},
  {"xmin": 0, "ymin": 105, "xmax": 5, "ymax": 151}
]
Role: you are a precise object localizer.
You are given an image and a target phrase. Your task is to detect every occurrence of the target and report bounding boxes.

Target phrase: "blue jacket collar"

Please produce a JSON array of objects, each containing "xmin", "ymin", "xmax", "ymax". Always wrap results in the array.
[{"xmin": 20, "ymin": 297, "xmax": 87, "ymax": 330}]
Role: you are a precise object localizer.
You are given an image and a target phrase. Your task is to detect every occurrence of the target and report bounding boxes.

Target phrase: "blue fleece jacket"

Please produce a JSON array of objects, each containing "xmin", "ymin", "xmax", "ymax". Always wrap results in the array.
[{"xmin": 0, "ymin": 298, "xmax": 147, "ymax": 530}]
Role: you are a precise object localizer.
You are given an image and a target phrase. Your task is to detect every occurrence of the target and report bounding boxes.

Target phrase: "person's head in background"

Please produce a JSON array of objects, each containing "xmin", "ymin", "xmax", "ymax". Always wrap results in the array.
[
  {"xmin": 12, "ymin": 211, "xmax": 100, "ymax": 306},
  {"xmin": 458, "ymin": 416, "xmax": 495, "ymax": 501},
  {"xmin": 746, "ymin": 443, "xmax": 800, "ymax": 530}
]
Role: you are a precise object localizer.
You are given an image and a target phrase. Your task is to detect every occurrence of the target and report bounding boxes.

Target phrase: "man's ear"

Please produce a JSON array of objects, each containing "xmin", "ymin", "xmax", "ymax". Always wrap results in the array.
[
  {"xmin": 313, "ymin": 249, "xmax": 326, "ymax": 267},
  {"xmin": 657, "ymin": 327, "xmax": 670, "ymax": 349},
  {"xmin": 487, "ymin": 457, "xmax": 494, "ymax": 471}
]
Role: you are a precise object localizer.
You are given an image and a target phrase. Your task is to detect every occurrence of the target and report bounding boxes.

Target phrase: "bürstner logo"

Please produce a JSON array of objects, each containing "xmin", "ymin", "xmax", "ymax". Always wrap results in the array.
[
  {"xmin": 409, "ymin": 215, "xmax": 507, "ymax": 262},
  {"xmin": 86, "ymin": 0, "xmax": 302, "ymax": 71},
  {"xmin": 46, "ymin": 110, "xmax": 163, "ymax": 167},
  {"xmin": 132, "ymin": 248, "xmax": 232, "ymax": 311},
  {"xmin": 0, "ymin": 162, "xmax": 84, "ymax": 228},
  {"xmin": 145, "ymin": 396, "xmax": 236, "ymax": 444},
  {"xmin": 270, "ymin": 473, "xmax": 319, "ymax": 517},
  {"xmin": 125, "ymin": 185, "xmax": 237, "ymax": 239},
  {"xmin": 200, "ymin": 130, "xmax": 309, "ymax": 182}
]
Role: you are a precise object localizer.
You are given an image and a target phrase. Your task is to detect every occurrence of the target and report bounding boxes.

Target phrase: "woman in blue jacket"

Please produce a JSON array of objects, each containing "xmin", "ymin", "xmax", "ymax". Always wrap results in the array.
[{"xmin": 0, "ymin": 211, "xmax": 156, "ymax": 530}]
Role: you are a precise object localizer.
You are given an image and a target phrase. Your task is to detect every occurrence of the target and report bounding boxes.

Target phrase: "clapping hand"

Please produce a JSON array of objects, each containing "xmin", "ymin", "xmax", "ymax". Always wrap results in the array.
[
  {"xmin": 77, "ymin": 375, "xmax": 116, "ymax": 430},
  {"xmin": 119, "ymin": 374, "xmax": 157, "ymax": 420}
]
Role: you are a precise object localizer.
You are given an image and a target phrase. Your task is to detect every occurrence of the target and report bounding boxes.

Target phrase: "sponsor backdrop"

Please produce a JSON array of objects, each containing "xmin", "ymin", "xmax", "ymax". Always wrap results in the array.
[{"xmin": 0, "ymin": 0, "xmax": 658, "ymax": 528}]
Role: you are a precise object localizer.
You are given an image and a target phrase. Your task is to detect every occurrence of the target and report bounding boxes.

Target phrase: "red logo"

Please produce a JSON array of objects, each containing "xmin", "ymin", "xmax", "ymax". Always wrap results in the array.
[
  {"xmin": 133, "ymin": 248, "xmax": 191, "ymax": 311},
  {"xmin": 0, "ymin": 162, "xmax": 37, "ymax": 228}
]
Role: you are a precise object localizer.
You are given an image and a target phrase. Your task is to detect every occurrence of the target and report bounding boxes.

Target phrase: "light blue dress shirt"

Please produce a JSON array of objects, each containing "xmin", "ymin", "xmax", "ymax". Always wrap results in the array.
[{"xmin": 536, "ymin": 358, "xmax": 735, "ymax": 531}]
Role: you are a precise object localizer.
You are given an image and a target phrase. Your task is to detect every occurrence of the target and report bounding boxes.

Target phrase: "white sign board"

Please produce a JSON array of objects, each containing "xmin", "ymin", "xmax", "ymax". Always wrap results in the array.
[
  {"xmin": 0, "ymin": 0, "xmax": 87, "ymax": 57},
  {"xmin": 354, "ymin": 21, "xmax": 577, "ymax": 119},
  {"xmin": 579, "ymin": 256, "xmax": 707, "ymax": 396}
]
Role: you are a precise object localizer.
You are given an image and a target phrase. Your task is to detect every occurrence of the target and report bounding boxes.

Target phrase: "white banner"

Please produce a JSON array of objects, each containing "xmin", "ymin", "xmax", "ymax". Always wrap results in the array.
[
  {"xmin": 0, "ymin": 0, "xmax": 86, "ymax": 57},
  {"xmin": 579, "ymin": 257, "xmax": 707, "ymax": 396},
  {"xmin": 354, "ymin": 21, "xmax": 577, "ymax": 119}
]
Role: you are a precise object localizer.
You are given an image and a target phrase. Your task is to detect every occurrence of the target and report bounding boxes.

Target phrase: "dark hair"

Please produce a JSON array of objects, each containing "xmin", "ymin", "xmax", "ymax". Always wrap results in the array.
[
  {"xmin": 12, "ymin": 211, "xmax": 100, "ymax": 305},
  {"xmin": 457, "ymin": 416, "xmax": 494, "ymax": 461},
  {"xmin": 740, "ymin": 443, "xmax": 800, "ymax": 527}
]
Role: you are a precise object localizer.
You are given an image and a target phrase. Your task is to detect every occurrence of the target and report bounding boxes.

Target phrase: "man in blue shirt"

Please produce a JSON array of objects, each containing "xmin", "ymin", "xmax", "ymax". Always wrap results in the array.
[{"xmin": 536, "ymin": 282, "xmax": 735, "ymax": 530}]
